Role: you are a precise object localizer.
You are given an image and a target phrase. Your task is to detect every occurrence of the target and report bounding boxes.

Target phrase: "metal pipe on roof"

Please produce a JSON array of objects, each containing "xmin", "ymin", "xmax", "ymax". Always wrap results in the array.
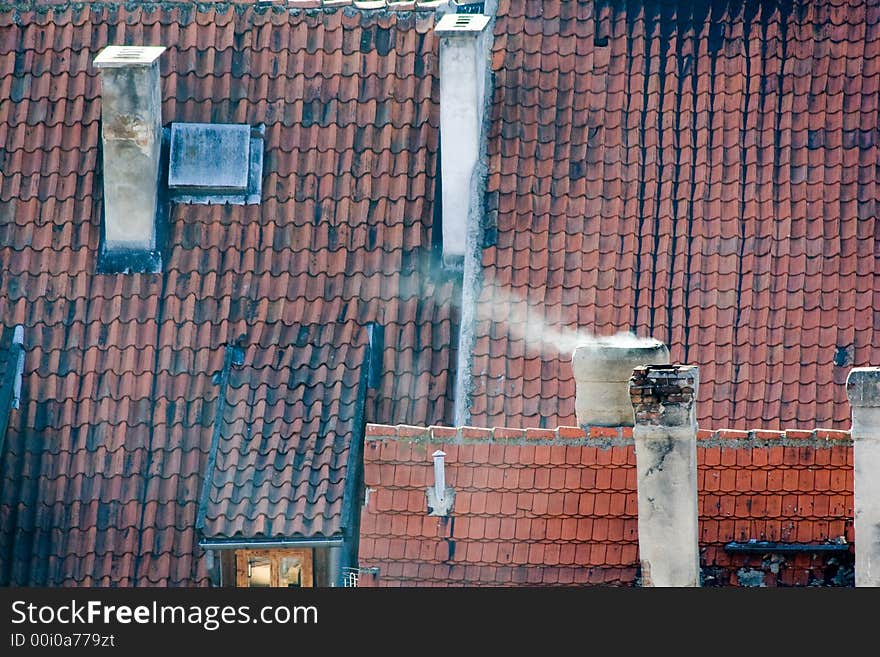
[
  {"xmin": 11, "ymin": 324, "xmax": 23, "ymax": 409},
  {"xmin": 433, "ymin": 450, "xmax": 447, "ymax": 504}
]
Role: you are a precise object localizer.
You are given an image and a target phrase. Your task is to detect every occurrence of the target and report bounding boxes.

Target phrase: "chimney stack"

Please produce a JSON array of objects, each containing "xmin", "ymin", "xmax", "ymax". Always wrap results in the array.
[
  {"xmin": 846, "ymin": 367, "xmax": 880, "ymax": 586},
  {"xmin": 572, "ymin": 339, "xmax": 669, "ymax": 427},
  {"xmin": 629, "ymin": 364, "xmax": 700, "ymax": 587},
  {"xmin": 93, "ymin": 45, "xmax": 166, "ymax": 272},
  {"xmin": 435, "ymin": 12, "xmax": 491, "ymax": 267}
]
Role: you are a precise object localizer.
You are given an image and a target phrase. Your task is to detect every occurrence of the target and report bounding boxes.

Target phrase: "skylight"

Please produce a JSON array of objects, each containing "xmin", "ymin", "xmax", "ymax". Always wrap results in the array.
[{"xmin": 167, "ymin": 122, "xmax": 264, "ymax": 205}]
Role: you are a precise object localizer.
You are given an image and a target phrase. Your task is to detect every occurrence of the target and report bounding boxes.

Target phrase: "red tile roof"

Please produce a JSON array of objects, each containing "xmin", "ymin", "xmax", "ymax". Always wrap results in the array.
[
  {"xmin": 470, "ymin": 0, "xmax": 880, "ymax": 430},
  {"xmin": 0, "ymin": 3, "xmax": 455, "ymax": 585},
  {"xmin": 358, "ymin": 424, "xmax": 854, "ymax": 586},
  {"xmin": 1, "ymin": 0, "xmax": 874, "ymax": 588}
]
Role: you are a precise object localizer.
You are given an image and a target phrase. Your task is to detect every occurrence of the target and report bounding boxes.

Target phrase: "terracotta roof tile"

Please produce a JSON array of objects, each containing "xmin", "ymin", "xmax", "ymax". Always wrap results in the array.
[
  {"xmin": 2, "ymin": 0, "xmax": 870, "ymax": 587},
  {"xmin": 0, "ymin": 3, "xmax": 454, "ymax": 585},
  {"xmin": 359, "ymin": 424, "xmax": 854, "ymax": 586},
  {"xmin": 470, "ymin": 0, "xmax": 879, "ymax": 431}
]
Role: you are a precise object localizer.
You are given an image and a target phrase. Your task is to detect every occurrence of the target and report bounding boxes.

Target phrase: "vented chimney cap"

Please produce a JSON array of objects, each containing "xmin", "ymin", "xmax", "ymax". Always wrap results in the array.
[
  {"xmin": 435, "ymin": 12, "xmax": 491, "ymax": 35},
  {"xmin": 93, "ymin": 45, "xmax": 166, "ymax": 68}
]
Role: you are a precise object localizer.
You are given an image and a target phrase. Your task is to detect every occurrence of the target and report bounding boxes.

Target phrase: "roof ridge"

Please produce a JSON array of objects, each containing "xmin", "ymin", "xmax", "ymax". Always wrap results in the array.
[
  {"xmin": 0, "ymin": 0, "xmax": 450, "ymax": 16},
  {"xmin": 364, "ymin": 423, "xmax": 854, "ymax": 446}
]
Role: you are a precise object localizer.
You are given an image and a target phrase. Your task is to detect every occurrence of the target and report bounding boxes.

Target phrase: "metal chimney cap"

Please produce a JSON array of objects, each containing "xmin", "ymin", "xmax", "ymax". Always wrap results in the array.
[
  {"xmin": 435, "ymin": 13, "xmax": 491, "ymax": 35},
  {"xmin": 93, "ymin": 45, "xmax": 167, "ymax": 68},
  {"xmin": 432, "ymin": 450, "xmax": 446, "ymax": 458}
]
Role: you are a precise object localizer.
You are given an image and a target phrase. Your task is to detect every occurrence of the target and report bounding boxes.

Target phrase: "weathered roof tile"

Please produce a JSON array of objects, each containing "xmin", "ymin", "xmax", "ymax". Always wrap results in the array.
[
  {"xmin": 0, "ymin": 2, "xmax": 454, "ymax": 585},
  {"xmin": 471, "ymin": 0, "xmax": 879, "ymax": 431},
  {"xmin": 359, "ymin": 424, "xmax": 854, "ymax": 586}
]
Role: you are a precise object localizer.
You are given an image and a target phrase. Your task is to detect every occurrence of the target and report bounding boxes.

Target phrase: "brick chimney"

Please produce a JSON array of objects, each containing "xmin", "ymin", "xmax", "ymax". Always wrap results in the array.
[
  {"xmin": 846, "ymin": 367, "xmax": 880, "ymax": 586},
  {"xmin": 93, "ymin": 45, "xmax": 166, "ymax": 273},
  {"xmin": 572, "ymin": 339, "xmax": 669, "ymax": 427},
  {"xmin": 629, "ymin": 364, "xmax": 700, "ymax": 587}
]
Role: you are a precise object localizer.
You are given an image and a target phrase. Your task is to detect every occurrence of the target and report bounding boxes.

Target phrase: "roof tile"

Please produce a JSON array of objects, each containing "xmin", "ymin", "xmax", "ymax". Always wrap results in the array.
[
  {"xmin": 1, "ymin": 2, "xmax": 453, "ymax": 585},
  {"xmin": 469, "ymin": 0, "xmax": 878, "ymax": 432},
  {"xmin": 360, "ymin": 424, "xmax": 853, "ymax": 586}
]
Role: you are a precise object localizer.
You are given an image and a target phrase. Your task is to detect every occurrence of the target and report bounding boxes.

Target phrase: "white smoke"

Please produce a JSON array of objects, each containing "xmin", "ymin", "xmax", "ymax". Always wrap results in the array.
[{"xmin": 477, "ymin": 272, "xmax": 663, "ymax": 356}]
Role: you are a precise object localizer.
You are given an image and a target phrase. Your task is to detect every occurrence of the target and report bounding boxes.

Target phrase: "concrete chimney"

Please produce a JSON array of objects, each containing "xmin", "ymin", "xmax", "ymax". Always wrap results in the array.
[
  {"xmin": 435, "ymin": 12, "xmax": 491, "ymax": 267},
  {"xmin": 629, "ymin": 364, "xmax": 700, "ymax": 587},
  {"xmin": 93, "ymin": 45, "xmax": 166, "ymax": 272},
  {"xmin": 572, "ymin": 338, "xmax": 669, "ymax": 427},
  {"xmin": 846, "ymin": 367, "xmax": 880, "ymax": 586},
  {"xmin": 439, "ymin": 10, "xmax": 496, "ymax": 427}
]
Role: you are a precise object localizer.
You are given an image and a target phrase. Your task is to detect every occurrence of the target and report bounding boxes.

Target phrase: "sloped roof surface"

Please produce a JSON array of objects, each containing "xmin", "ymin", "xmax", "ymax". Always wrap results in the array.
[
  {"xmin": 471, "ymin": 0, "xmax": 880, "ymax": 430},
  {"xmin": 0, "ymin": 327, "xmax": 21, "ymax": 448},
  {"xmin": 0, "ymin": 327, "xmax": 14, "ymax": 403},
  {"xmin": 0, "ymin": 2, "xmax": 456, "ymax": 585},
  {"xmin": 358, "ymin": 424, "xmax": 853, "ymax": 586},
  {"xmin": 198, "ymin": 323, "xmax": 368, "ymax": 541}
]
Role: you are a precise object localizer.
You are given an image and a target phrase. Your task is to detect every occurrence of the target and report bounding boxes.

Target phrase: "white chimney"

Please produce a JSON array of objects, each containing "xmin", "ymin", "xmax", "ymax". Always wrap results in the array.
[
  {"xmin": 846, "ymin": 367, "xmax": 880, "ymax": 586},
  {"xmin": 629, "ymin": 364, "xmax": 700, "ymax": 587},
  {"xmin": 435, "ymin": 12, "xmax": 492, "ymax": 267},
  {"xmin": 93, "ymin": 45, "xmax": 166, "ymax": 272}
]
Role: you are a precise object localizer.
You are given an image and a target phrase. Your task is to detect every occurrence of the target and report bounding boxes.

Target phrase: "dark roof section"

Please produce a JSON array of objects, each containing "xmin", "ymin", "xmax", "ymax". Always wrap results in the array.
[
  {"xmin": 471, "ymin": 0, "xmax": 880, "ymax": 430},
  {"xmin": 359, "ymin": 424, "xmax": 854, "ymax": 587},
  {"xmin": 198, "ymin": 323, "xmax": 370, "ymax": 542},
  {"xmin": 0, "ymin": 2, "xmax": 456, "ymax": 585},
  {"xmin": 0, "ymin": 326, "xmax": 24, "ymax": 455}
]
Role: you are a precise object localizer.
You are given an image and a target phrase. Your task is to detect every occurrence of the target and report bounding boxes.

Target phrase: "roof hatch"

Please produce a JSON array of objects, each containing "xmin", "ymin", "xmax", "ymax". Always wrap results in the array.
[{"xmin": 167, "ymin": 122, "xmax": 265, "ymax": 205}]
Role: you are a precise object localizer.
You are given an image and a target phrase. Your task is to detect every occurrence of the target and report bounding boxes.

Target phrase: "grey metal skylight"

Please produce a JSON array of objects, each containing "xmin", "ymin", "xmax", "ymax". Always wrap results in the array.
[{"xmin": 167, "ymin": 122, "xmax": 264, "ymax": 205}]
